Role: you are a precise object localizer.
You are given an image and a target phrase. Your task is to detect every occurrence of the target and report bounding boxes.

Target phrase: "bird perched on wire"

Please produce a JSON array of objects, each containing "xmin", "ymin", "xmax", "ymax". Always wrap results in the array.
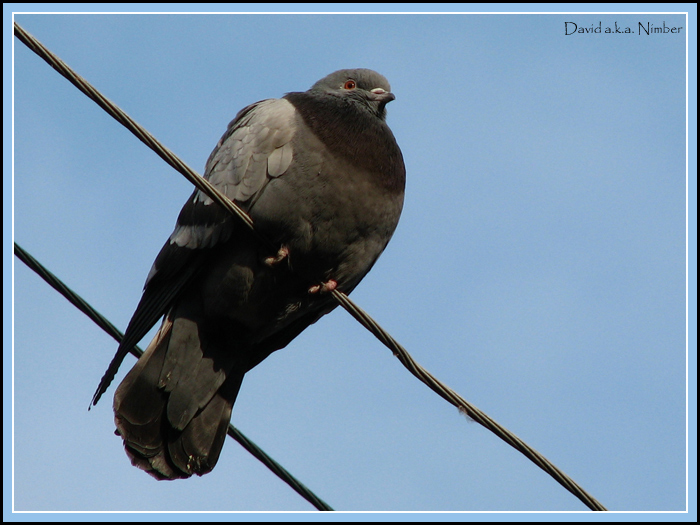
[{"xmin": 91, "ymin": 68, "xmax": 406, "ymax": 479}]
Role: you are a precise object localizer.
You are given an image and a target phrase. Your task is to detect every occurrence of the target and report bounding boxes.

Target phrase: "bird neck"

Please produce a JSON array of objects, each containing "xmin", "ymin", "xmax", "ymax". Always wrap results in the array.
[{"xmin": 285, "ymin": 92, "xmax": 405, "ymax": 195}]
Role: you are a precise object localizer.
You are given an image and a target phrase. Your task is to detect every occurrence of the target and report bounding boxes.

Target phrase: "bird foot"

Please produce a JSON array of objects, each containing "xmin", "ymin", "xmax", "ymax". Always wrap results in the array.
[
  {"xmin": 264, "ymin": 245, "xmax": 289, "ymax": 267},
  {"xmin": 308, "ymin": 280, "xmax": 338, "ymax": 294}
]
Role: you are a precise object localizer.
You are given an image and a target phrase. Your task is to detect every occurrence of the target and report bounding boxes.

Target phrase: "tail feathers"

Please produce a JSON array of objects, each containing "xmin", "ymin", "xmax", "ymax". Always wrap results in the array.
[
  {"xmin": 113, "ymin": 318, "xmax": 172, "ymax": 452},
  {"xmin": 113, "ymin": 315, "xmax": 244, "ymax": 480},
  {"xmin": 168, "ymin": 373, "xmax": 243, "ymax": 476},
  {"xmin": 164, "ymin": 317, "xmax": 236, "ymax": 431}
]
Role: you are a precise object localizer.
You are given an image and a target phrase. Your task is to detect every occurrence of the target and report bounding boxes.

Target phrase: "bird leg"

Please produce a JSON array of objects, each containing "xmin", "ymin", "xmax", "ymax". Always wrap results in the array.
[
  {"xmin": 263, "ymin": 245, "xmax": 289, "ymax": 267},
  {"xmin": 308, "ymin": 279, "xmax": 338, "ymax": 294}
]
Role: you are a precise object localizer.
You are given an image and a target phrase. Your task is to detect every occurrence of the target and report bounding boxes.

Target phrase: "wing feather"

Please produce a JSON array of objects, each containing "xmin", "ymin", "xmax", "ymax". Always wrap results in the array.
[{"xmin": 92, "ymin": 97, "xmax": 297, "ymax": 406}]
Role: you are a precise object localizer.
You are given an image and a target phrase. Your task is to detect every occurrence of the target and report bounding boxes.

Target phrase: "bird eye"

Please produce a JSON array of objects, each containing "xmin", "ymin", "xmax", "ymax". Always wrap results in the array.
[{"xmin": 344, "ymin": 80, "xmax": 356, "ymax": 90}]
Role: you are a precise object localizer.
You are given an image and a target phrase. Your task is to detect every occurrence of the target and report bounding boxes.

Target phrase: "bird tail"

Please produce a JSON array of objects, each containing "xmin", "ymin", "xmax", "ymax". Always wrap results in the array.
[{"xmin": 113, "ymin": 313, "xmax": 244, "ymax": 480}]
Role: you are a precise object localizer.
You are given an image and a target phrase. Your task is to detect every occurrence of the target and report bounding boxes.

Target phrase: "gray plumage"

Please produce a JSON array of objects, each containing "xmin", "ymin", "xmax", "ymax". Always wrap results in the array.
[{"xmin": 98, "ymin": 68, "xmax": 405, "ymax": 479}]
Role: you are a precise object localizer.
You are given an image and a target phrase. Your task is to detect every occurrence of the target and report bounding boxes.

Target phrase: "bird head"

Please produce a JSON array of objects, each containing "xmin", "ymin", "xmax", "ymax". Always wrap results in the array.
[{"xmin": 310, "ymin": 68, "xmax": 395, "ymax": 120}]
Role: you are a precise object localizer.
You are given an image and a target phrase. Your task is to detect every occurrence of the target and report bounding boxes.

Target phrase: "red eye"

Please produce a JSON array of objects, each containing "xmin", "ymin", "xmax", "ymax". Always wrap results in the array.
[{"xmin": 344, "ymin": 79, "xmax": 356, "ymax": 90}]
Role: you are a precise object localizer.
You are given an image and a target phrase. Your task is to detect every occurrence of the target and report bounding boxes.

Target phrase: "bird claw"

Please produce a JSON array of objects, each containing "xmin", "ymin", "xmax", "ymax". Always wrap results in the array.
[
  {"xmin": 264, "ymin": 245, "xmax": 289, "ymax": 267},
  {"xmin": 308, "ymin": 280, "xmax": 338, "ymax": 294}
]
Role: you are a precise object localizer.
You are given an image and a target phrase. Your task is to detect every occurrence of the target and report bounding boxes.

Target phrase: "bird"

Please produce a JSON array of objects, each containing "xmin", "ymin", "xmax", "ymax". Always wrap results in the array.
[{"xmin": 91, "ymin": 68, "xmax": 406, "ymax": 480}]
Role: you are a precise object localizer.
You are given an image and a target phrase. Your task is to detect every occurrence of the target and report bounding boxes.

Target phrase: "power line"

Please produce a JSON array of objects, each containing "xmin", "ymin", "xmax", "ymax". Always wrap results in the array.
[
  {"xmin": 13, "ymin": 21, "xmax": 608, "ymax": 511},
  {"xmin": 13, "ymin": 242, "xmax": 333, "ymax": 511}
]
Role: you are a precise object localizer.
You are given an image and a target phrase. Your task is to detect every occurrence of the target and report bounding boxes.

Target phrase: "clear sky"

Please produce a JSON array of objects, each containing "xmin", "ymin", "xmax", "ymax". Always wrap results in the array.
[{"xmin": 7, "ymin": 4, "xmax": 696, "ymax": 519}]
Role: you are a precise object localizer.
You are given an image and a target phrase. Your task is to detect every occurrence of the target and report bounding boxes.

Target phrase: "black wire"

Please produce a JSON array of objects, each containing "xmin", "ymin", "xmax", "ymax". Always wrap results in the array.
[{"xmin": 13, "ymin": 242, "xmax": 333, "ymax": 512}]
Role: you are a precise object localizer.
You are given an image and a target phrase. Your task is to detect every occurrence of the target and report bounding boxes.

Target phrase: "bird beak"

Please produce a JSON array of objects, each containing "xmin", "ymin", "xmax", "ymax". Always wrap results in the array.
[{"xmin": 368, "ymin": 88, "xmax": 395, "ymax": 103}]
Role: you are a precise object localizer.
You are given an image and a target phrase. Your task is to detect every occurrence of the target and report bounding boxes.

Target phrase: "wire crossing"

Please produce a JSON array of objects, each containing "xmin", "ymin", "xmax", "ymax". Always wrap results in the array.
[
  {"xmin": 13, "ymin": 242, "xmax": 333, "ymax": 511},
  {"xmin": 14, "ymin": 22, "xmax": 607, "ymax": 511}
]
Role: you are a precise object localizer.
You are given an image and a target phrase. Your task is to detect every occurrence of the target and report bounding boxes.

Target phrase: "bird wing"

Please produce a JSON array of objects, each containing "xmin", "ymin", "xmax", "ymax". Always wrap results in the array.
[
  {"xmin": 91, "ymin": 98, "xmax": 297, "ymax": 406},
  {"xmin": 165, "ymin": 98, "xmax": 296, "ymax": 253}
]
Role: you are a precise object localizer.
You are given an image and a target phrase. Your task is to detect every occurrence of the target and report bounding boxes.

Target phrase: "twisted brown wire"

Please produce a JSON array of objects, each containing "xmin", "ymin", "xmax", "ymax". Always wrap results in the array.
[{"xmin": 14, "ymin": 21, "xmax": 607, "ymax": 511}]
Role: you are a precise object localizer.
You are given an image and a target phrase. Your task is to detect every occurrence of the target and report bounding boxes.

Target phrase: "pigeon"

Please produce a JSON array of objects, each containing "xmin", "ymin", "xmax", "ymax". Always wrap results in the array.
[{"xmin": 92, "ymin": 68, "xmax": 406, "ymax": 480}]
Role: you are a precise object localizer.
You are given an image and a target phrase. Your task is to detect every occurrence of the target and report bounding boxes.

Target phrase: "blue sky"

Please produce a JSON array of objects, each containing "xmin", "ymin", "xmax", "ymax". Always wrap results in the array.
[{"xmin": 6, "ymin": 4, "xmax": 697, "ymax": 519}]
